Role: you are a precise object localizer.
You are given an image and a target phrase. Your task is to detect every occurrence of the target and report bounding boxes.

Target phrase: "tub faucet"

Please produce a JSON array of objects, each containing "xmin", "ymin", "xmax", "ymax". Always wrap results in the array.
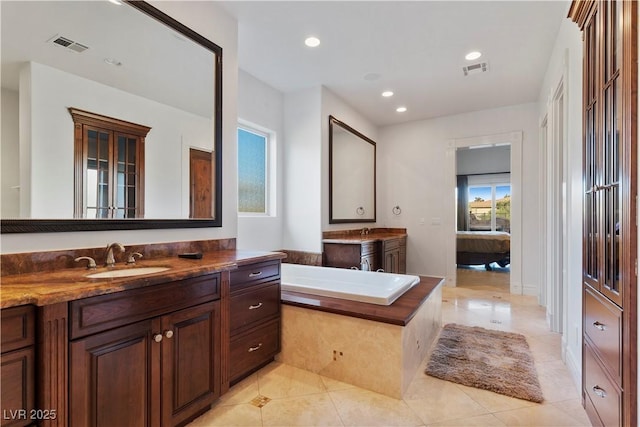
[
  {"xmin": 104, "ymin": 242, "xmax": 125, "ymax": 267},
  {"xmin": 360, "ymin": 227, "xmax": 370, "ymax": 236}
]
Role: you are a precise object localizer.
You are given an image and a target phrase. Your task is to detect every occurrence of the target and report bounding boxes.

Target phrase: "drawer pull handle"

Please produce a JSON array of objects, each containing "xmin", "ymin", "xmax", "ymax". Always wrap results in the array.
[
  {"xmin": 165, "ymin": 330, "xmax": 174, "ymax": 339},
  {"xmin": 593, "ymin": 321, "xmax": 606, "ymax": 331},
  {"xmin": 248, "ymin": 343, "xmax": 263, "ymax": 352},
  {"xmin": 592, "ymin": 385, "xmax": 607, "ymax": 398},
  {"xmin": 249, "ymin": 271, "xmax": 263, "ymax": 278},
  {"xmin": 153, "ymin": 334, "xmax": 163, "ymax": 343},
  {"xmin": 249, "ymin": 303, "xmax": 263, "ymax": 310}
]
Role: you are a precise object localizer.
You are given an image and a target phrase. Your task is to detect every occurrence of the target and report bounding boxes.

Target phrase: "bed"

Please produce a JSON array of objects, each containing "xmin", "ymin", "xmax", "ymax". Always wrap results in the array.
[{"xmin": 456, "ymin": 231, "xmax": 510, "ymax": 270}]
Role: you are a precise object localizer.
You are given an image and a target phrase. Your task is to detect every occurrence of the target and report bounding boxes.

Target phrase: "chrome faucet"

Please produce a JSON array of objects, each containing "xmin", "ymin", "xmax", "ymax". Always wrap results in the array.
[
  {"xmin": 360, "ymin": 227, "xmax": 370, "ymax": 236},
  {"xmin": 104, "ymin": 243, "xmax": 125, "ymax": 267}
]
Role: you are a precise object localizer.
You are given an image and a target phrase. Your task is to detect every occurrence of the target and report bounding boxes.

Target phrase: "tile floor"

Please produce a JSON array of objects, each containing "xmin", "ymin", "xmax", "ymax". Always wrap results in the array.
[{"xmin": 188, "ymin": 268, "xmax": 591, "ymax": 426}]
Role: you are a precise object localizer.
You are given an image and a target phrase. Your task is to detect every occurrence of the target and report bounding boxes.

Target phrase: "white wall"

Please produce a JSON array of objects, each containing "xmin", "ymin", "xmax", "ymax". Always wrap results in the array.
[
  {"xmin": 1, "ymin": 88, "xmax": 20, "ymax": 218},
  {"xmin": 537, "ymin": 15, "xmax": 583, "ymax": 390},
  {"xmin": 282, "ymin": 87, "xmax": 323, "ymax": 253},
  {"xmin": 1, "ymin": 1, "xmax": 238, "ymax": 253},
  {"xmin": 377, "ymin": 103, "xmax": 540, "ymax": 288},
  {"xmin": 237, "ymin": 70, "xmax": 284, "ymax": 251}
]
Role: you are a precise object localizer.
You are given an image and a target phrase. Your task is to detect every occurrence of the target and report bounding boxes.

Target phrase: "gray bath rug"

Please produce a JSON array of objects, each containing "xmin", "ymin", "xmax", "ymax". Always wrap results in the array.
[{"xmin": 425, "ymin": 323, "xmax": 544, "ymax": 403}]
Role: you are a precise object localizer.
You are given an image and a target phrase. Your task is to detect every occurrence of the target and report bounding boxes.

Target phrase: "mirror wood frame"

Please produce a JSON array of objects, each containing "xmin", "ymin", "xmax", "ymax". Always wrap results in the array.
[
  {"xmin": 1, "ymin": 1, "xmax": 223, "ymax": 233},
  {"xmin": 328, "ymin": 115, "xmax": 376, "ymax": 224}
]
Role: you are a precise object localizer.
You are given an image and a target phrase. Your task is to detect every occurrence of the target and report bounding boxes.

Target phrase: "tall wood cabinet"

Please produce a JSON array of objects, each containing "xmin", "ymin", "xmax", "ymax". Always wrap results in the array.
[{"xmin": 569, "ymin": 1, "xmax": 637, "ymax": 425}]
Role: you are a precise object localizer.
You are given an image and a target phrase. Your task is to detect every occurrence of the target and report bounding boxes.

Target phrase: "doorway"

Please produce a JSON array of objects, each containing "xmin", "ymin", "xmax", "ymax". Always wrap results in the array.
[{"xmin": 445, "ymin": 131, "xmax": 523, "ymax": 294}]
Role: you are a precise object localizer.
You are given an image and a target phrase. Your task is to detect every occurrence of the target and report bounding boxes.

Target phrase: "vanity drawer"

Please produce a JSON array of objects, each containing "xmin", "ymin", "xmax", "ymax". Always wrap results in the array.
[
  {"xmin": 584, "ymin": 287, "xmax": 622, "ymax": 381},
  {"xmin": 230, "ymin": 283, "xmax": 280, "ymax": 333},
  {"xmin": 230, "ymin": 261, "xmax": 280, "ymax": 291},
  {"xmin": 1, "ymin": 305, "xmax": 35, "ymax": 353},
  {"xmin": 584, "ymin": 343, "xmax": 621, "ymax": 427},
  {"xmin": 229, "ymin": 319, "xmax": 280, "ymax": 383},
  {"xmin": 70, "ymin": 273, "xmax": 220, "ymax": 339}
]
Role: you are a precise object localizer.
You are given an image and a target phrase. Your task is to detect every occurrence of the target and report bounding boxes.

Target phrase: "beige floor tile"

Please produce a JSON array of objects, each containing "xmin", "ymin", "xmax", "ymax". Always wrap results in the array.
[
  {"xmin": 404, "ymin": 383, "xmax": 490, "ymax": 425},
  {"xmin": 492, "ymin": 403, "xmax": 592, "ymax": 426},
  {"xmin": 320, "ymin": 375, "xmax": 357, "ymax": 392},
  {"xmin": 329, "ymin": 388, "xmax": 424, "ymax": 426},
  {"xmin": 258, "ymin": 362, "xmax": 327, "ymax": 399},
  {"xmin": 261, "ymin": 393, "xmax": 344, "ymax": 426},
  {"xmin": 426, "ymin": 413, "xmax": 507, "ymax": 426},
  {"xmin": 550, "ymin": 399, "xmax": 592, "ymax": 425},
  {"xmin": 453, "ymin": 383, "xmax": 538, "ymax": 413},
  {"xmin": 188, "ymin": 403, "xmax": 262, "ymax": 427},
  {"xmin": 218, "ymin": 373, "xmax": 260, "ymax": 406},
  {"xmin": 536, "ymin": 359, "xmax": 582, "ymax": 403}
]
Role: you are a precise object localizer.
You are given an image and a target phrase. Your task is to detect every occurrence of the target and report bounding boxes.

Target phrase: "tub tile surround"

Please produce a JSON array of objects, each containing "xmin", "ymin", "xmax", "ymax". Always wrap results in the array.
[
  {"xmin": 277, "ymin": 283, "xmax": 442, "ymax": 399},
  {"xmin": 188, "ymin": 282, "xmax": 590, "ymax": 427},
  {"xmin": 279, "ymin": 249, "xmax": 322, "ymax": 266}
]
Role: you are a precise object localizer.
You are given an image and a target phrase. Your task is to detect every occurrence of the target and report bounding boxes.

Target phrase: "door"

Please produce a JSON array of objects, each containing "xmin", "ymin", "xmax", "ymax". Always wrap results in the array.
[
  {"xmin": 161, "ymin": 301, "xmax": 220, "ymax": 426},
  {"xmin": 189, "ymin": 148, "xmax": 213, "ymax": 218},
  {"xmin": 70, "ymin": 319, "xmax": 161, "ymax": 427}
]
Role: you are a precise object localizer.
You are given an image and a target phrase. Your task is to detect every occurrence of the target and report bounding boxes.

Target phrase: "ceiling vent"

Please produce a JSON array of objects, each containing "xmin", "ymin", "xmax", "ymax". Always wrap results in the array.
[
  {"xmin": 49, "ymin": 35, "xmax": 89, "ymax": 53},
  {"xmin": 462, "ymin": 62, "xmax": 488, "ymax": 76}
]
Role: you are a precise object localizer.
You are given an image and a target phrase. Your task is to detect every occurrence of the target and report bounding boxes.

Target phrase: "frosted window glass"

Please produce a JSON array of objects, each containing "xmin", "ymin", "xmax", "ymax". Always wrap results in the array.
[{"xmin": 238, "ymin": 128, "xmax": 267, "ymax": 213}]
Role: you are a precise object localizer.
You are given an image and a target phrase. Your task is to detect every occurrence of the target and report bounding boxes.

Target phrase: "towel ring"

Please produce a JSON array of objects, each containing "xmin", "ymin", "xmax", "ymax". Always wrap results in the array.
[
  {"xmin": 392, "ymin": 206, "xmax": 402, "ymax": 215},
  {"xmin": 356, "ymin": 206, "xmax": 365, "ymax": 216}
]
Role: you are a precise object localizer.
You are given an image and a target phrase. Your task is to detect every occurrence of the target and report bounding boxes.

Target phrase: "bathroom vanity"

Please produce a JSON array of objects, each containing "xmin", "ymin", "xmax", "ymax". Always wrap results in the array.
[
  {"xmin": 322, "ymin": 228, "xmax": 406, "ymax": 273},
  {"xmin": 0, "ymin": 242, "xmax": 284, "ymax": 427}
]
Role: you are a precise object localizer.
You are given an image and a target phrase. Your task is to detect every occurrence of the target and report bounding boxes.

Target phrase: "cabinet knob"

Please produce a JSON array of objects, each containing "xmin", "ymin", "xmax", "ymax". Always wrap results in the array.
[
  {"xmin": 165, "ymin": 330, "xmax": 174, "ymax": 339},
  {"xmin": 153, "ymin": 334, "xmax": 163, "ymax": 343},
  {"xmin": 592, "ymin": 385, "xmax": 607, "ymax": 398},
  {"xmin": 249, "ymin": 302, "xmax": 263, "ymax": 310},
  {"xmin": 592, "ymin": 321, "xmax": 606, "ymax": 331},
  {"xmin": 248, "ymin": 343, "xmax": 263, "ymax": 352}
]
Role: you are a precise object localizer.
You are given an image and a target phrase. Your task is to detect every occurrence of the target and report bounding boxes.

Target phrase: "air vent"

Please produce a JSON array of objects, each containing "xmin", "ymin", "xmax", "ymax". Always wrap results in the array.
[
  {"xmin": 462, "ymin": 62, "xmax": 488, "ymax": 76},
  {"xmin": 49, "ymin": 35, "xmax": 89, "ymax": 53}
]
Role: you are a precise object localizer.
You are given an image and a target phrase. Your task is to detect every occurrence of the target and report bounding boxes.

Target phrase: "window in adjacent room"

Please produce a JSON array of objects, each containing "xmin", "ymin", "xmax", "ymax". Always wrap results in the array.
[
  {"xmin": 237, "ymin": 124, "xmax": 274, "ymax": 215},
  {"xmin": 467, "ymin": 174, "xmax": 511, "ymax": 232}
]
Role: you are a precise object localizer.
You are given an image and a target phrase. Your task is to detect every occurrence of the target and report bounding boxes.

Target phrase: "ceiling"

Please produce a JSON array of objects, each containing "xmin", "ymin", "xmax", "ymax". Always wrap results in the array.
[{"xmin": 217, "ymin": 1, "xmax": 569, "ymax": 126}]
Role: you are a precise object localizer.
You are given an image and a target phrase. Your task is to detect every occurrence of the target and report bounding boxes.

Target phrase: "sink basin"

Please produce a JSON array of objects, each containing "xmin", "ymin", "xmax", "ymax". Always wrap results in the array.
[{"xmin": 86, "ymin": 267, "xmax": 170, "ymax": 279}]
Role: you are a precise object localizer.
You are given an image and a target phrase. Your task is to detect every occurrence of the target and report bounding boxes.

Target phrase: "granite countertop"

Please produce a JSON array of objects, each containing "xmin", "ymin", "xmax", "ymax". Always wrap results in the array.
[
  {"xmin": 322, "ymin": 232, "xmax": 407, "ymax": 245},
  {"xmin": 1, "ymin": 250, "xmax": 285, "ymax": 309}
]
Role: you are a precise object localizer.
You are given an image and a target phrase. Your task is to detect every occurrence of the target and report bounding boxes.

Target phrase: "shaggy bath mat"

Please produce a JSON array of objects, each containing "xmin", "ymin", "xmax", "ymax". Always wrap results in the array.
[{"xmin": 425, "ymin": 323, "xmax": 544, "ymax": 403}]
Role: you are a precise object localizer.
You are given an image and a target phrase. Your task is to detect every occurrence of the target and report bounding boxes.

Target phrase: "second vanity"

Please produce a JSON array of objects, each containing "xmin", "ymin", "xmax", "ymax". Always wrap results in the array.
[{"xmin": 0, "ymin": 241, "xmax": 284, "ymax": 427}]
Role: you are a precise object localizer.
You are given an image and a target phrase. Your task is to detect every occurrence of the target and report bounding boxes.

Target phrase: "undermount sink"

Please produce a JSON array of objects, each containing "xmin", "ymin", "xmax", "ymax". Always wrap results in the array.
[{"xmin": 86, "ymin": 267, "xmax": 171, "ymax": 279}]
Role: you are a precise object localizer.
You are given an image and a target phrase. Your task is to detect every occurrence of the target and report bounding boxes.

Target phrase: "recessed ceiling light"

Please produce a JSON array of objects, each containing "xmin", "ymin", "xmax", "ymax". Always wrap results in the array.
[
  {"xmin": 396, "ymin": 106, "xmax": 407, "ymax": 113},
  {"xmin": 108, "ymin": 0, "xmax": 123, "ymax": 5},
  {"xmin": 305, "ymin": 37, "xmax": 320, "ymax": 47},
  {"xmin": 382, "ymin": 91, "xmax": 394, "ymax": 97},
  {"xmin": 465, "ymin": 51, "xmax": 482, "ymax": 61}
]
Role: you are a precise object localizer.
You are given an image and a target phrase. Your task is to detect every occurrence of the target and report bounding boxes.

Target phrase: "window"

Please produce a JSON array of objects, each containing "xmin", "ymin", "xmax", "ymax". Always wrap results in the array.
[
  {"xmin": 467, "ymin": 174, "xmax": 511, "ymax": 232},
  {"xmin": 237, "ymin": 125, "xmax": 273, "ymax": 214}
]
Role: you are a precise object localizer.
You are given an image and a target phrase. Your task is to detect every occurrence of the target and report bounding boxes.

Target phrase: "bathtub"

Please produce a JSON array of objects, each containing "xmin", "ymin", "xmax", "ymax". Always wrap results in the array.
[{"xmin": 280, "ymin": 263, "xmax": 420, "ymax": 305}]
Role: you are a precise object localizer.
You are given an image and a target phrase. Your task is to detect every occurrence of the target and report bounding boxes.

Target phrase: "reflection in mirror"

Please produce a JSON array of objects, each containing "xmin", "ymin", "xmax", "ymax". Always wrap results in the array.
[
  {"xmin": 329, "ymin": 115, "xmax": 376, "ymax": 223},
  {"xmin": 0, "ymin": 1, "xmax": 222, "ymax": 232}
]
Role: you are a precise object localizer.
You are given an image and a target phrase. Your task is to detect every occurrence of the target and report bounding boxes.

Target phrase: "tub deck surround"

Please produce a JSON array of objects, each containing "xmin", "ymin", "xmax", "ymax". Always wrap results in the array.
[
  {"xmin": 281, "ymin": 275, "xmax": 442, "ymax": 326},
  {"xmin": 0, "ymin": 249, "xmax": 286, "ymax": 308},
  {"xmin": 278, "ymin": 276, "xmax": 443, "ymax": 398}
]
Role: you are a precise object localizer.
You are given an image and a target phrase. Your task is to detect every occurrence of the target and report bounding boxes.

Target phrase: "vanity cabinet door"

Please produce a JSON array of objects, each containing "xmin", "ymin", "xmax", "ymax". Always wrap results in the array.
[
  {"xmin": 70, "ymin": 319, "xmax": 161, "ymax": 427},
  {"xmin": 162, "ymin": 301, "xmax": 220, "ymax": 427}
]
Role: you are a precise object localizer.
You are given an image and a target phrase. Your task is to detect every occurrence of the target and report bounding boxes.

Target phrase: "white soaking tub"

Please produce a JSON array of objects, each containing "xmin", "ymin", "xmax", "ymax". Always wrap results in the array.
[{"xmin": 280, "ymin": 263, "xmax": 420, "ymax": 305}]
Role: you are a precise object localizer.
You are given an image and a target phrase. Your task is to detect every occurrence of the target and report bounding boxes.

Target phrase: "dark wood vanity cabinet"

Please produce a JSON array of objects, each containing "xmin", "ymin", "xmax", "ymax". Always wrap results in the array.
[
  {"xmin": 323, "ymin": 241, "xmax": 378, "ymax": 271},
  {"xmin": 229, "ymin": 261, "xmax": 281, "ymax": 384},
  {"xmin": 381, "ymin": 237, "xmax": 406, "ymax": 274},
  {"xmin": 69, "ymin": 274, "xmax": 221, "ymax": 427},
  {"xmin": 1, "ymin": 305, "xmax": 35, "ymax": 427}
]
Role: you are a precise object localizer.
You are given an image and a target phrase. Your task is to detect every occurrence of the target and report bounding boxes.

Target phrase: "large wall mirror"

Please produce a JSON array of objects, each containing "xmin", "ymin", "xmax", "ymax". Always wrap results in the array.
[
  {"xmin": 329, "ymin": 115, "xmax": 376, "ymax": 223},
  {"xmin": 1, "ymin": 1, "xmax": 222, "ymax": 233}
]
